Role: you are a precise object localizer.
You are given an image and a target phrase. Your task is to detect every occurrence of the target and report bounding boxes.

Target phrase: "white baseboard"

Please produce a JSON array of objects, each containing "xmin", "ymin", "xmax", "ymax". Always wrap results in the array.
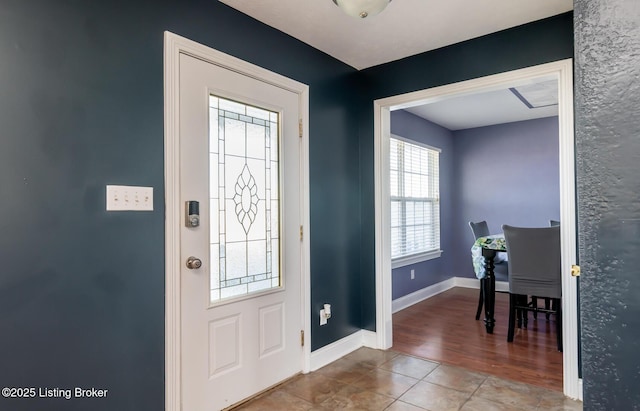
[
  {"xmin": 454, "ymin": 276, "xmax": 509, "ymax": 292},
  {"xmin": 454, "ymin": 277, "xmax": 480, "ymax": 289},
  {"xmin": 361, "ymin": 330, "xmax": 378, "ymax": 349},
  {"xmin": 578, "ymin": 379, "xmax": 583, "ymax": 401},
  {"xmin": 392, "ymin": 277, "xmax": 456, "ymax": 313},
  {"xmin": 309, "ymin": 330, "xmax": 372, "ymax": 372},
  {"xmin": 309, "ymin": 277, "xmax": 510, "ymax": 372},
  {"xmin": 392, "ymin": 277, "xmax": 509, "ymax": 314},
  {"xmin": 495, "ymin": 281, "xmax": 508, "ymax": 292}
]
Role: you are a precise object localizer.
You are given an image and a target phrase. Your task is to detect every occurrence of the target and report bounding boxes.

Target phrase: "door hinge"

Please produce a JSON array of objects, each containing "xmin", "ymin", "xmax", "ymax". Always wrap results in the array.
[
  {"xmin": 571, "ymin": 264, "xmax": 581, "ymax": 277},
  {"xmin": 298, "ymin": 119, "xmax": 303, "ymax": 138},
  {"xmin": 300, "ymin": 330, "xmax": 304, "ymax": 346},
  {"xmin": 300, "ymin": 225, "xmax": 303, "ymax": 242}
]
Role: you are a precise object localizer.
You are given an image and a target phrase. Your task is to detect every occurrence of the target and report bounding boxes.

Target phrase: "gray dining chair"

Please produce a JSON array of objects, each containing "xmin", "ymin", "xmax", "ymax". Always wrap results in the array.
[
  {"xmin": 532, "ymin": 219, "xmax": 560, "ymax": 319},
  {"xmin": 502, "ymin": 224, "xmax": 562, "ymax": 351},
  {"xmin": 468, "ymin": 221, "xmax": 508, "ymax": 320},
  {"xmin": 469, "ymin": 220, "xmax": 490, "ymax": 239}
]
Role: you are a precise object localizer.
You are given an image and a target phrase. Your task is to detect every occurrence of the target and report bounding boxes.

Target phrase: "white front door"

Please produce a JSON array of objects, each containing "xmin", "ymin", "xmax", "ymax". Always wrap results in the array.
[{"xmin": 178, "ymin": 51, "xmax": 303, "ymax": 411}]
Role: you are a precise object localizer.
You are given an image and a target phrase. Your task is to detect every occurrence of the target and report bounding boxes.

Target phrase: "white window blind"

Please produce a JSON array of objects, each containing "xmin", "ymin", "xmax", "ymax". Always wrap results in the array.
[{"xmin": 390, "ymin": 136, "xmax": 440, "ymax": 260}]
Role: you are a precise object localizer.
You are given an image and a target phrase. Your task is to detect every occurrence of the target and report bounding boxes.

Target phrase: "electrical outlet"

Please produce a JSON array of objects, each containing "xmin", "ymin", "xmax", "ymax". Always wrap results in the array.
[
  {"xmin": 106, "ymin": 185, "xmax": 153, "ymax": 211},
  {"xmin": 320, "ymin": 309, "xmax": 328, "ymax": 326},
  {"xmin": 411, "ymin": 269, "xmax": 415, "ymax": 280}
]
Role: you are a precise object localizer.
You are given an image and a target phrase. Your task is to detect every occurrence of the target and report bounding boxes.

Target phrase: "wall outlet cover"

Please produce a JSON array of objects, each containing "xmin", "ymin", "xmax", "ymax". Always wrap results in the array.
[{"xmin": 320, "ymin": 309, "xmax": 328, "ymax": 326}]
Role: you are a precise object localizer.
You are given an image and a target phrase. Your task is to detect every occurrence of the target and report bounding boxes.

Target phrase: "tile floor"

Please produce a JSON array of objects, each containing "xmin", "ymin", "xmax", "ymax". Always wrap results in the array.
[{"xmin": 233, "ymin": 347, "xmax": 582, "ymax": 411}]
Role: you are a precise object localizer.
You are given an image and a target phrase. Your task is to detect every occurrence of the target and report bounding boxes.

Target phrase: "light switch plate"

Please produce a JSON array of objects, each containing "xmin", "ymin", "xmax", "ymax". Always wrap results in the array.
[{"xmin": 106, "ymin": 185, "xmax": 153, "ymax": 211}]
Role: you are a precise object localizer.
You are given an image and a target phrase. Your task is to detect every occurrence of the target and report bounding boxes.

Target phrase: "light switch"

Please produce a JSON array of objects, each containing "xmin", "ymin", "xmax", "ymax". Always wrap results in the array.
[{"xmin": 106, "ymin": 185, "xmax": 153, "ymax": 211}]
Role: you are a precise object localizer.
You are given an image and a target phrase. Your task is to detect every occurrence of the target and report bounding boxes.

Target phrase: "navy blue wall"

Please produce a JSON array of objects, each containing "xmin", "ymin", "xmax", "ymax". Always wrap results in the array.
[
  {"xmin": 390, "ymin": 110, "xmax": 455, "ymax": 299},
  {"xmin": 358, "ymin": 12, "xmax": 573, "ymax": 329},
  {"xmin": 0, "ymin": 2, "xmax": 576, "ymax": 409},
  {"xmin": 575, "ymin": 0, "xmax": 640, "ymax": 408},
  {"xmin": 0, "ymin": 1, "xmax": 360, "ymax": 409},
  {"xmin": 452, "ymin": 117, "xmax": 560, "ymax": 278}
]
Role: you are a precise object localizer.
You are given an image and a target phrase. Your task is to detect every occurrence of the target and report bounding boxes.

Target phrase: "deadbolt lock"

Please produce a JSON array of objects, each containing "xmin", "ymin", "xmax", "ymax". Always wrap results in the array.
[{"xmin": 185, "ymin": 201, "xmax": 200, "ymax": 228}]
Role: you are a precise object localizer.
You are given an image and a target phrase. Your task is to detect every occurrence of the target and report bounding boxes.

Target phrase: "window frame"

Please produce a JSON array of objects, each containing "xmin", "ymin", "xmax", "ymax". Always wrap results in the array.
[{"xmin": 389, "ymin": 134, "xmax": 442, "ymax": 269}]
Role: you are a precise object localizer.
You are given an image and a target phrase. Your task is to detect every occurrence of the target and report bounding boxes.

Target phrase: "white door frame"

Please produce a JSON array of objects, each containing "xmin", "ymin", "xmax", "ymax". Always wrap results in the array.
[
  {"xmin": 163, "ymin": 32, "xmax": 311, "ymax": 411},
  {"xmin": 373, "ymin": 59, "xmax": 581, "ymax": 400}
]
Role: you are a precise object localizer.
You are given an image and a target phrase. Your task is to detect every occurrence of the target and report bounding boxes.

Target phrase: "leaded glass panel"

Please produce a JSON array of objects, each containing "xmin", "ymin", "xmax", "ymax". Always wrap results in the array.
[{"xmin": 209, "ymin": 95, "xmax": 281, "ymax": 303}]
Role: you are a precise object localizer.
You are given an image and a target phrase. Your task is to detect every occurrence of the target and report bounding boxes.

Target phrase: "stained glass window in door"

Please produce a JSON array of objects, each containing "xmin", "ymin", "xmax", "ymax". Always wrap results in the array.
[{"xmin": 209, "ymin": 95, "xmax": 280, "ymax": 302}]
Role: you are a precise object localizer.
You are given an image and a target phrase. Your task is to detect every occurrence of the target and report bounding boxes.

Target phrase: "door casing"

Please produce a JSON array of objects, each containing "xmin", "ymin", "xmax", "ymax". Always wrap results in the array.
[
  {"xmin": 373, "ymin": 59, "xmax": 580, "ymax": 400},
  {"xmin": 164, "ymin": 31, "xmax": 311, "ymax": 411}
]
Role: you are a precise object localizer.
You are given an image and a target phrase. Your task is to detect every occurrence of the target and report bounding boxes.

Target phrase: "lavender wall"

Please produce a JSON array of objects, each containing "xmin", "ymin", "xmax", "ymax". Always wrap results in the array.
[
  {"xmin": 390, "ymin": 110, "xmax": 454, "ymax": 299},
  {"xmin": 452, "ymin": 117, "xmax": 560, "ymax": 279},
  {"xmin": 390, "ymin": 114, "xmax": 560, "ymax": 299}
]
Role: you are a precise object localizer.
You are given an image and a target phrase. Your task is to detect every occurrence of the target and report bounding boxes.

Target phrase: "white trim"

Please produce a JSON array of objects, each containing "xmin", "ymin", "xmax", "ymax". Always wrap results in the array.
[
  {"xmin": 301, "ymin": 82, "xmax": 312, "ymax": 374},
  {"xmin": 391, "ymin": 277, "xmax": 509, "ymax": 313},
  {"xmin": 391, "ymin": 133, "xmax": 442, "ymax": 152},
  {"xmin": 392, "ymin": 250, "xmax": 442, "ymax": 268},
  {"xmin": 309, "ymin": 274, "xmax": 564, "ymax": 380},
  {"xmin": 578, "ymin": 379, "xmax": 583, "ymax": 402},
  {"xmin": 374, "ymin": 103, "xmax": 394, "ymax": 350},
  {"xmin": 556, "ymin": 59, "xmax": 581, "ymax": 400},
  {"xmin": 164, "ymin": 31, "xmax": 311, "ymax": 411},
  {"xmin": 374, "ymin": 59, "xmax": 581, "ymax": 400},
  {"xmin": 164, "ymin": 32, "xmax": 181, "ymax": 411},
  {"xmin": 453, "ymin": 277, "xmax": 482, "ymax": 290},
  {"xmin": 454, "ymin": 277, "xmax": 509, "ymax": 293},
  {"xmin": 361, "ymin": 329, "xmax": 378, "ymax": 348},
  {"xmin": 309, "ymin": 330, "xmax": 375, "ymax": 371},
  {"xmin": 392, "ymin": 278, "xmax": 455, "ymax": 313}
]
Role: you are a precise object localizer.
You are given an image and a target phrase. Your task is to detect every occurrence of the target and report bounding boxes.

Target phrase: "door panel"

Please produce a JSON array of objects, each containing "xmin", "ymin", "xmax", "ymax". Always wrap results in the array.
[{"xmin": 179, "ymin": 52, "xmax": 302, "ymax": 411}]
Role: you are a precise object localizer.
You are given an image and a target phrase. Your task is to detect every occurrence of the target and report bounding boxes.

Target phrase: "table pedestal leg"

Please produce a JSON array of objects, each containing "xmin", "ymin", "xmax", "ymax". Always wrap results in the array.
[{"xmin": 482, "ymin": 249, "xmax": 496, "ymax": 334}]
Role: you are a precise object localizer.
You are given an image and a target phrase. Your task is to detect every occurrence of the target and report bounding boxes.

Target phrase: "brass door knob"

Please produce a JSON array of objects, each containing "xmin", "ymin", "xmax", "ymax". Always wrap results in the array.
[{"xmin": 571, "ymin": 265, "xmax": 580, "ymax": 277}]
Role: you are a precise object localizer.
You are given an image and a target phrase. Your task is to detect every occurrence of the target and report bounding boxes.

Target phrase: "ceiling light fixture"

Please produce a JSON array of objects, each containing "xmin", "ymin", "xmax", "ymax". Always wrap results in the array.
[{"xmin": 332, "ymin": 0, "xmax": 391, "ymax": 18}]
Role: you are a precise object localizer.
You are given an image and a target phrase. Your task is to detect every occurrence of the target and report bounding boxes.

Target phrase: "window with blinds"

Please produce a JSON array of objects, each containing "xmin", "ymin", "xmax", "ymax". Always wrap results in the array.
[{"xmin": 390, "ymin": 136, "xmax": 441, "ymax": 263}]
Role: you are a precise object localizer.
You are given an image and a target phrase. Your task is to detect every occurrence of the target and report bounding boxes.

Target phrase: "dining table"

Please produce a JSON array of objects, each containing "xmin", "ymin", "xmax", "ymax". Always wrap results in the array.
[{"xmin": 471, "ymin": 234, "xmax": 506, "ymax": 334}]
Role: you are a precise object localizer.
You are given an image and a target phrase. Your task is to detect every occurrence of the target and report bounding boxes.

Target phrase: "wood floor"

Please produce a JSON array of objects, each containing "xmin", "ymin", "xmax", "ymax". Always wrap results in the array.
[{"xmin": 392, "ymin": 287, "xmax": 563, "ymax": 392}]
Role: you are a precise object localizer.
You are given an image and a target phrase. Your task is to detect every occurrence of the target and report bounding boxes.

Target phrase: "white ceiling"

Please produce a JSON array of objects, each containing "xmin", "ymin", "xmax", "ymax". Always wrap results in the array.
[
  {"xmin": 220, "ymin": 0, "xmax": 570, "ymax": 129},
  {"xmin": 403, "ymin": 79, "xmax": 559, "ymax": 130},
  {"xmin": 219, "ymin": 0, "xmax": 572, "ymax": 70}
]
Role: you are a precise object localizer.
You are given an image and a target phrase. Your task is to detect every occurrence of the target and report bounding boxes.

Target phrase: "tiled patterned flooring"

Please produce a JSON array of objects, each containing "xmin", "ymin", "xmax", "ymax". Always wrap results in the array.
[{"xmin": 233, "ymin": 347, "xmax": 582, "ymax": 410}]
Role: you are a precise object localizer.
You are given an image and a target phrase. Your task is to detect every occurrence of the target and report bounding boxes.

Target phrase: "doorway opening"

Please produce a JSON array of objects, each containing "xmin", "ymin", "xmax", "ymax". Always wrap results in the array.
[{"xmin": 373, "ymin": 59, "xmax": 580, "ymax": 400}]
